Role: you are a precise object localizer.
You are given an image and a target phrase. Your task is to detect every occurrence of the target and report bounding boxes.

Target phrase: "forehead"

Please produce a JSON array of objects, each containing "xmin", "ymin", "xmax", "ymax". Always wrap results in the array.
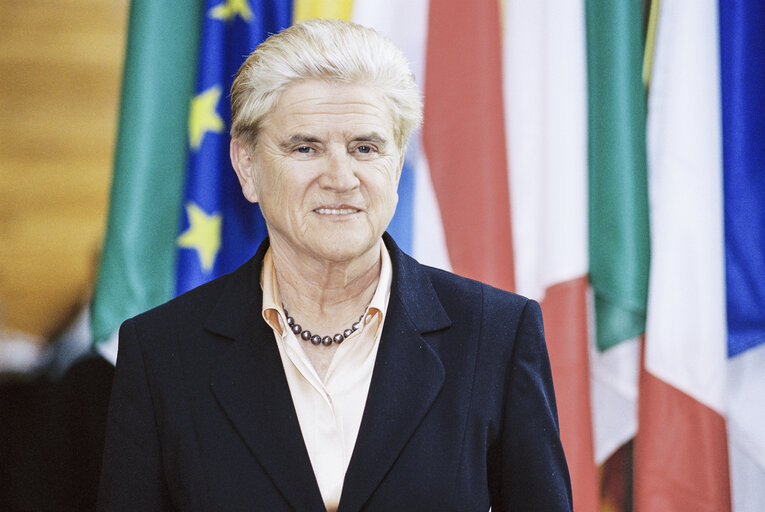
[{"xmin": 264, "ymin": 80, "xmax": 394, "ymax": 136}]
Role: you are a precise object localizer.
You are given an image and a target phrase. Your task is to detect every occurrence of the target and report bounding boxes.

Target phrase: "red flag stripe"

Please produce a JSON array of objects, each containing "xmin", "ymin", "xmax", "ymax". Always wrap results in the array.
[
  {"xmin": 635, "ymin": 361, "xmax": 732, "ymax": 511},
  {"xmin": 423, "ymin": 0, "xmax": 515, "ymax": 292}
]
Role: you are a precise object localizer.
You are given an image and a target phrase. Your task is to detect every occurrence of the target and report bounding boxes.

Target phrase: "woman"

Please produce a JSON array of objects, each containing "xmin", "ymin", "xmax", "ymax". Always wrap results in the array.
[{"xmin": 98, "ymin": 19, "xmax": 572, "ymax": 512}]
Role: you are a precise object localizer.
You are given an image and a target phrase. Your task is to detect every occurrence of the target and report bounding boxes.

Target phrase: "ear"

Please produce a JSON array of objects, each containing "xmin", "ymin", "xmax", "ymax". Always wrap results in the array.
[{"xmin": 230, "ymin": 138, "xmax": 259, "ymax": 203}]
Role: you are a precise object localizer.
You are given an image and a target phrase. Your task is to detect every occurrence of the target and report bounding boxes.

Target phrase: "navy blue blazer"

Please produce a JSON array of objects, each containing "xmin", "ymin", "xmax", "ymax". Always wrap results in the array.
[{"xmin": 98, "ymin": 234, "xmax": 572, "ymax": 511}]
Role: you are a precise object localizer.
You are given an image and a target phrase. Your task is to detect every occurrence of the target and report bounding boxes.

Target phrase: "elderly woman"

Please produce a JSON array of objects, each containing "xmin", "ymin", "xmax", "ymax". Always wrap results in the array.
[{"xmin": 98, "ymin": 19, "xmax": 571, "ymax": 512}]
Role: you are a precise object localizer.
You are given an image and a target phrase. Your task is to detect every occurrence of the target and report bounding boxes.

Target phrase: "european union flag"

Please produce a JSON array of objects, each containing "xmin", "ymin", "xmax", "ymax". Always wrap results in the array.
[{"xmin": 176, "ymin": 0, "xmax": 292, "ymax": 294}]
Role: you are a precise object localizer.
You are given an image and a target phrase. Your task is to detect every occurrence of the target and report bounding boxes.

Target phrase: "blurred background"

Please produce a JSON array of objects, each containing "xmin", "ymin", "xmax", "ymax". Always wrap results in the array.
[
  {"xmin": 1, "ymin": 2, "xmax": 128, "ymax": 510},
  {"xmin": 0, "ymin": 0, "xmax": 127, "ymax": 363},
  {"xmin": 1, "ymin": 1, "xmax": 763, "ymax": 511}
]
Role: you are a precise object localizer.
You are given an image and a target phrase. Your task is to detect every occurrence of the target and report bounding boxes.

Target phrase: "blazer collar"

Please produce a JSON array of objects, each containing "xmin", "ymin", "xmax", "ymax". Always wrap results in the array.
[
  {"xmin": 206, "ymin": 234, "xmax": 452, "ymax": 512},
  {"xmin": 203, "ymin": 234, "xmax": 451, "ymax": 339}
]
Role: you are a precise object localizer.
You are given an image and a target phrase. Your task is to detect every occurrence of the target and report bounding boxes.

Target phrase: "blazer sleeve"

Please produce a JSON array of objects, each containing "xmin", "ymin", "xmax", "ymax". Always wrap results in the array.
[
  {"xmin": 97, "ymin": 319, "xmax": 174, "ymax": 512},
  {"xmin": 489, "ymin": 299, "xmax": 573, "ymax": 511}
]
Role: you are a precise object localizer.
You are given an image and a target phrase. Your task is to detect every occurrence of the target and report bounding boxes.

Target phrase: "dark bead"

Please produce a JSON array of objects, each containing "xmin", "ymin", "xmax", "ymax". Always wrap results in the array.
[
  {"xmin": 301, "ymin": 330, "xmax": 312, "ymax": 340},
  {"xmin": 321, "ymin": 336, "xmax": 333, "ymax": 346},
  {"xmin": 311, "ymin": 335, "xmax": 322, "ymax": 345},
  {"xmin": 286, "ymin": 316, "xmax": 294, "ymax": 327},
  {"xmin": 351, "ymin": 321, "xmax": 361, "ymax": 331},
  {"xmin": 343, "ymin": 328, "xmax": 353, "ymax": 338},
  {"xmin": 333, "ymin": 333, "xmax": 344, "ymax": 343},
  {"xmin": 291, "ymin": 324, "xmax": 302, "ymax": 334}
]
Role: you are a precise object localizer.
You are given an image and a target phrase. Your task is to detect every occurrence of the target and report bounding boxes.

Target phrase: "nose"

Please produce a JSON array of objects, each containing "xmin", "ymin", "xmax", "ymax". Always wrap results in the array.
[{"xmin": 319, "ymin": 149, "xmax": 360, "ymax": 192}]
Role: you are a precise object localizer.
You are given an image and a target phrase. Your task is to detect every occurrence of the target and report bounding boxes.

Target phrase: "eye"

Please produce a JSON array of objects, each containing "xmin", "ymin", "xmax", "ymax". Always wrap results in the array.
[
  {"xmin": 296, "ymin": 146, "xmax": 313, "ymax": 154},
  {"xmin": 356, "ymin": 145, "xmax": 373, "ymax": 154}
]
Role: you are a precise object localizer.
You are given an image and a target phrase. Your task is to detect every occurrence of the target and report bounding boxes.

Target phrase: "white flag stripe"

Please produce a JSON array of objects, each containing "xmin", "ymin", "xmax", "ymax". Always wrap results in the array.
[
  {"xmin": 503, "ymin": 0, "xmax": 588, "ymax": 301},
  {"xmin": 728, "ymin": 343, "xmax": 765, "ymax": 510},
  {"xmin": 727, "ymin": 343, "xmax": 765, "ymax": 471},
  {"xmin": 589, "ymin": 335, "xmax": 640, "ymax": 463},
  {"xmin": 645, "ymin": 0, "xmax": 727, "ymax": 412}
]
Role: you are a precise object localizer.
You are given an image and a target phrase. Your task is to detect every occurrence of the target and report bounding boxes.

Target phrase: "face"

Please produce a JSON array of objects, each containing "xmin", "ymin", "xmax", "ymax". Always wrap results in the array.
[{"xmin": 231, "ymin": 80, "xmax": 404, "ymax": 266}]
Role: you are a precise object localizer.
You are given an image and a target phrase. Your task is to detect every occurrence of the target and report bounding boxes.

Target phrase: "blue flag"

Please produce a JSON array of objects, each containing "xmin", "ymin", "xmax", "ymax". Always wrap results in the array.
[
  {"xmin": 176, "ymin": 0, "xmax": 292, "ymax": 295},
  {"xmin": 719, "ymin": 1, "xmax": 765, "ymax": 356}
]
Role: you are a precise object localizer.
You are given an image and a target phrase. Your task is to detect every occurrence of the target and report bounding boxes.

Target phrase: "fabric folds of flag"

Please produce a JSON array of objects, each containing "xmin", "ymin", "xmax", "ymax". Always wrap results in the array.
[
  {"xmin": 91, "ymin": 1, "xmax": 203, "ymax": 360},
  {"xmin": 719, "ymin": 2, "xmax": 765, "ymax": 510},
  {"xmin": 585, "ymin": 0, "xmax": 649, "ymax": 353},
  {"xmin": 720, "ymin": 2, "xmax": 765, "ymax": 358},
  {"xmin": 584, "ymin": 0, "xmax": 648, "ymax": 473},
  {"xmin": 175, "ymin": 0, "xmax": 292, "ymax": 295},
  {"xmin": 638, "ymin": 1, "xmax": 731, "ymax": 510},
  {"xmin": 423, "ymin": 0, "xmax": 515, "ymax": 292}
]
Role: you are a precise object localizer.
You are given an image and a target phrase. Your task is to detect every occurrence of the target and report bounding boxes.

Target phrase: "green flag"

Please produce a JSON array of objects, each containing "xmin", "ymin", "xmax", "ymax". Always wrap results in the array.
[
  {"xmin": 586, "ymin": 0, "xmax": 650, "ymax": 351},
  {"xmin": 91, "ymin": 1, "xmax": 202, "ymax": 345}
]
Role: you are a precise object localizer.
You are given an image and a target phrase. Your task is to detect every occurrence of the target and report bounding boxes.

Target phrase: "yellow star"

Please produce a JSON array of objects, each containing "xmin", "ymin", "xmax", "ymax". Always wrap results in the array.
[
  {"xmin": 177, "ymin": 202, "xmax": 222, "ymax": 272},
  {"xmin": 209, "ymin": 0, "xmax": 253, "ymax": 22},
  {"xmin": 188, "ymin": 86, "xmax": 225, "ymax": 150}
]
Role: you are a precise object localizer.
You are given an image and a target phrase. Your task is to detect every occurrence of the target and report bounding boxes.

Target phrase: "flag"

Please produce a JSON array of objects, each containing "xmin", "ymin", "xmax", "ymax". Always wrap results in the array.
[
  {"xmin": 584, "ymin": 0, "xmax": 648, "ymax": 498},
  {"xmin": 638, "ymin": 0, "xmax": 730, "ymax": 509},
  {"xmin": 720, "ymin": 1, "xmax": 765, "ymax": 359},
  {"xmin": 421, "ymin": 0, "xmax": 515, "ymax": 292},
  {"xmin": 91, "ymin": 1, "xmax": 203, "ymax": 361},
  {"xmin": 175, "ymin": 0, "xmax": 291, "ymax": 295},
  {"xmin": 585, "ymin": 0, "xmax": 650, "ymax": 353},
  {"xmin": 720, "ymin": 2, "xmax": 765, "ymax": 510}
]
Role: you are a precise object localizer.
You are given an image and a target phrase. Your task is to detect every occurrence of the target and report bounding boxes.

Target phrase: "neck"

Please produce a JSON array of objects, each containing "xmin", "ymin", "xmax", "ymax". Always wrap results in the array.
[{"xmin": 270, "ymin": 239, "xmax": 382, "ymax": 333}]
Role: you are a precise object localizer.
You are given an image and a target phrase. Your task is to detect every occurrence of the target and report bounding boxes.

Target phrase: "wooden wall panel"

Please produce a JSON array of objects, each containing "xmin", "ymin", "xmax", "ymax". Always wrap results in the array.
[{"xmin": 0, "ymin": 0, "xmax": 128, "ymax": 338}]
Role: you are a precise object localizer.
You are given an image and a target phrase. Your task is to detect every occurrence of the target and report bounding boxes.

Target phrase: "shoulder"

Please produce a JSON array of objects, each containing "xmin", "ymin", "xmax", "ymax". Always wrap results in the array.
[
  {"xmin": 121, "ymin": 254, "xmax": 260, "ymax": 353},
  {"xmin": 143, "ymin": 274, "xmax": 230, "ymax": 318},
  {"xmin": 422, "ymin": 264, "xmax": 542, "ymax": 352},
  {"xmin": 423, "ymin": 263, "xmax": 530, "ymax": 308},
  {"xmin": 409, "ymin": 256, "xmax": 537, "ymax": 329},
  {"xmin": 133, "ymin": 238, "xmax": 269, "ymax": 332},
  {"xmin": 129, "ymin": 270, "xmax": 230, "ymax": 330}
]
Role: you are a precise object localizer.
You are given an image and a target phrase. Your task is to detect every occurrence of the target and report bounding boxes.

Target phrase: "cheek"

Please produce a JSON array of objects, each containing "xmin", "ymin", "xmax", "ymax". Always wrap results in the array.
[
  {"xmin": 266, "ymin": 174, "xmax": 316, "ymax": 229},
  {"xmin": 384, "ymin": 163, "xmax": 402, "ymax": 203},
  {"xmin": 255, "ymin": 161, "xmax": 291, "ymax": 202},
  {"xmin": 373, "ymin": 174, "xmax": 400, "ymax": 220}
]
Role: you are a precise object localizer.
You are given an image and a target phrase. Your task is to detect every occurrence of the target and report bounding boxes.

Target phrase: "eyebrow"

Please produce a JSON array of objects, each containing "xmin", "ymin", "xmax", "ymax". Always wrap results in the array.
[
  {"xmin": 279, "ymin": 134, "xmax": 322, "ymax": 151},
  {"xmin": 352, "ymin": 133, "xmax": 388, "ymax": 145}
]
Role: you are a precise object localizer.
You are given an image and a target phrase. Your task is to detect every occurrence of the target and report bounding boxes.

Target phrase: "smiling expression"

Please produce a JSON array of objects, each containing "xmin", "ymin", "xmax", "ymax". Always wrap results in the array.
[{"xmin": 231, "ymin": 80, "xmax": 404, "ymax": 267}]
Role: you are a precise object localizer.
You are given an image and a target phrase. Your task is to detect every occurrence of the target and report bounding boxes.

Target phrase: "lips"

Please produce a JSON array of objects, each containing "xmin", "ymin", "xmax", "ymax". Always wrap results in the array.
[{"xmin": 314, "ymin": 207, "xmax": 361, "ymax": 215}]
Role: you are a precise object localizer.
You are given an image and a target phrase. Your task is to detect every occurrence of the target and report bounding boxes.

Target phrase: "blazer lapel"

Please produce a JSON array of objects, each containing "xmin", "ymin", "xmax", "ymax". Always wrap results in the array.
[
  {"xmin": 206, "ymin": 244, "xmax": 326, "ymax": 511},
  {"xmin": 337, "ymin": 236, "xmax": 452, "ymax": 512}
]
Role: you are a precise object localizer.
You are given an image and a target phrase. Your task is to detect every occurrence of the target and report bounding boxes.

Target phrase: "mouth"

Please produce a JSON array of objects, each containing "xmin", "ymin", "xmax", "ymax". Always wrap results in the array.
[{"xmin": 313, "ymin": 207, "xmax": 361, "ymax": 215}]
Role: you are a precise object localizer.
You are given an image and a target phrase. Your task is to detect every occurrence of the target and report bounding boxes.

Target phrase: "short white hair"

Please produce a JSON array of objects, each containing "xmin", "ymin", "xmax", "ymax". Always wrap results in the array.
[{"xmin": 230, "ymin": 19, "xmax": 422, "ymax": 150}]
